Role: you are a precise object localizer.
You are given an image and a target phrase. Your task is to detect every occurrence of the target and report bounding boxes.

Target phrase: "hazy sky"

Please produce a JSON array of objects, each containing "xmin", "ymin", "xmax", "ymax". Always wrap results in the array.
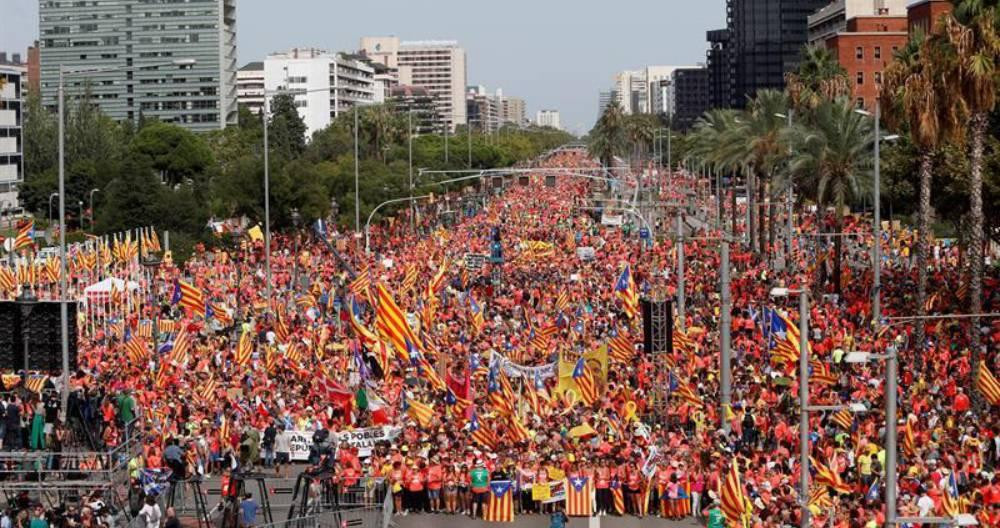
[{"xmin": 2, "ymin": 0, "xmax": 726, "ymax": 135}]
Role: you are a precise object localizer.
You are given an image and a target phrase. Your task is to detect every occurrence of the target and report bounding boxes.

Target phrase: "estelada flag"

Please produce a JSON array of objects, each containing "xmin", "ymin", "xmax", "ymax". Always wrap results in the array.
[
  {"xmin": 572, "ymin": 358, "xmax": 598, "ymax": 406},
  {"xmin": 566, "ymin": 475, "xmax": 594, "ymax": 516},
  {"xmin": 610, "ymin": 482, "xmax": 625, "ymax": 515},
  {"xmin": 613, "ymin": 264, "xmax": 639, "ymax": 319},
  {"xmin": 172, "ymin": 279, "xmax": 206, "ymax": 317},
  {"xmin": 484, "ymin": 480, "xmax": 514, "ymax": 523}
]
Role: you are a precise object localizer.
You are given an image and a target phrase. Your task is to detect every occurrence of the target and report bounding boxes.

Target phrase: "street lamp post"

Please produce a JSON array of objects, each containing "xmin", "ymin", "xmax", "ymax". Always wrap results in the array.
[
  {"xmin": 58, "ymin": 58, "xmax": 194, "ymax": 417},
  {"xmin": 89, "ymin": 188, "xmax": 100, "ymax": 230},
  {"xmin": 770, "ymin": 286, "xmax": 810, "ymax": 528},
  {"xmin": 409, "ymin": 110, "xmax": 414, "ymax": 230},
  {"xmin": 77, "ymin": 201, "xmax": 84, "ymax": 230},
  {"xmin": 48, "ymin": 193, "xmax": 58, "ymax": 226},
  {"xmin": 676, "ymin": 213, "xmax": 685, "ymax": 332},
  {"xmin": 290, "ymin": 208, "xmax": 302, "ymax": 292},
  {"xmin": 262, "ymin": 94, "xmax": 273, "ymax": 304},
  {"xmin": 354, "ymin": 107, "xmax": 360, "ymax": 231},
  {"xmin": 847, "ymin": 312, "xmax": 1000, "ymax": 527},
  {"xmin": 775, "ymin": 111, "xmax": 794, "ymax": 272}
]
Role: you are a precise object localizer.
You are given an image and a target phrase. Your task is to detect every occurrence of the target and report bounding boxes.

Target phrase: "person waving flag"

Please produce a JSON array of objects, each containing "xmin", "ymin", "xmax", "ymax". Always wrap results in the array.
[{"xmin": 614, "ymin": 264, "xmax": 639, "ymax": 319}]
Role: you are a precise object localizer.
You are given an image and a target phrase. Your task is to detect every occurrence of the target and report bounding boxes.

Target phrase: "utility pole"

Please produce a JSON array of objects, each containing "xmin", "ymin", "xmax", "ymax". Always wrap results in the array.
[
  {"xmin": 677, "ymin": 213, "xmax": 685, "ymax": 332},
  {"xmin": 720, "ymin": 238, "xmax": 731, "ymax": 433},
  {"xmin": 798, "ymin": 289, "xmax": 810, "ymax": 528}
]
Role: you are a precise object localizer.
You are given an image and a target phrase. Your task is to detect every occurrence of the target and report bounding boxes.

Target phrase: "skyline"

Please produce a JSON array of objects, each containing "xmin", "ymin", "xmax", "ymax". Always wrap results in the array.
[{"xmin": 1, "ymin": 0, "xmax": 726, "ymax": 135}]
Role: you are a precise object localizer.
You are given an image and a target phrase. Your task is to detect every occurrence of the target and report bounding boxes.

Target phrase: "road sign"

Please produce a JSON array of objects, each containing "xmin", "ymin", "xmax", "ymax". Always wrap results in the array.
[
  {"xmin": 639, "ymin": 227, "xmax": 650, "ymax": 239},
  {"xmin": 464, "ymin": 253, "xmax": 487, "ymax": 271}
]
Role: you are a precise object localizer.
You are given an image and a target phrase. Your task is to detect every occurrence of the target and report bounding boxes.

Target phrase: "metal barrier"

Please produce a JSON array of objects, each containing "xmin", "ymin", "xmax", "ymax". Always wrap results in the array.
[{"xmin": 0, "ymin": 418, "xmax": 142, "ymax": 512}]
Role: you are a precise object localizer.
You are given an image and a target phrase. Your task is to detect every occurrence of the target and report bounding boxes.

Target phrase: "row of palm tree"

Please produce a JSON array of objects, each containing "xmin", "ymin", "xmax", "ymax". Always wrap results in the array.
[
  {"xmin": 634, "ymin": 0, "xmax": 996, "ymax": 394},
  {"xmin": 683, "ymin": 83, "xmax": 872, "ymax": 296},
  {"xmin": 879, "ymin": 0, "xmax": 998, "ymax": 357}
]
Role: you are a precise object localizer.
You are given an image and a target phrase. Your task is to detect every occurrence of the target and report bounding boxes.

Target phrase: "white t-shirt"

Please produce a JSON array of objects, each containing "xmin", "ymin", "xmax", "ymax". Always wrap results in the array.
[
  {"xmin": 139, "ymin": 503, "xmax": 162, "ymax": 528},
  {"xmin": 917, "ymin": 494, "xmax": 935, "ymax": 517}
]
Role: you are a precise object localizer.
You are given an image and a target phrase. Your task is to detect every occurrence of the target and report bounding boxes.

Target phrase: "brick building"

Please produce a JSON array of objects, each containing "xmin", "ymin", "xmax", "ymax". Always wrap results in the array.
[
  {"xmin": 824, "ymin": 16, "xmax": 908, "ymax": 110},
  {"xmin": 907, "ymin": 0, "xmax": 953, "ymax": 35}
]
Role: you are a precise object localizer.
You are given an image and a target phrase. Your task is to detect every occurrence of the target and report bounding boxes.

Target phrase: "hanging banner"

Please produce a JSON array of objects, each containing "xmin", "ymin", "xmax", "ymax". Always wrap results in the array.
[
  {"xmin": 490, "ymin": 351, "xmax": 557, "ymax": 379},
  {"xmin": 276, "ymin": 425, "xmax": 403, "ymax": 461}
]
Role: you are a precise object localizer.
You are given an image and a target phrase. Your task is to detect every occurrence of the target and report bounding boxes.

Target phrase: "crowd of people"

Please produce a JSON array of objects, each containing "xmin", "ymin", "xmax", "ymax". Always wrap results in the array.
[{"xmin": 1, "ymin": 147, "xmax": 999, "ymax": 528}]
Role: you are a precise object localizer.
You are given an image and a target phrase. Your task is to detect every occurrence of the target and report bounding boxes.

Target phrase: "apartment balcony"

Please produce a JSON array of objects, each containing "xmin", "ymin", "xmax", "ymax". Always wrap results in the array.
[{"xmin": 0, "ymin": 137, "xmax": 17, "ymax": 155}]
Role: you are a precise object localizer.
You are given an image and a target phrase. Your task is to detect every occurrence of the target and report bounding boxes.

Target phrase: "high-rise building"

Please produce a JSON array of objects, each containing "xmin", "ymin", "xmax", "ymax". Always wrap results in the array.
[
  {"xmin": 597, "ymin": 90, "xmax": 618, "ymax": 118},
  {"xmin": 613, "ymin": 70, "xmax": 644, "ymax": 114},
  {"xmin": 706, "ymin": 29, "xmax": 734, "ymax": 110},
  {"xmin": 236, "ymin": 62, "xmax": 264, "ymax": 115},
  {"xmin": 262, "ymin": 48, "xmax": 375, "ymax": 138},
  {"xmin": 39, "ymin": 0, "xmax": 237, "ymax": 132},
  {"xmin": 499, "ymin": 95, "xmax": 526, "ymax": 127},
  {"xmin": 389, "ymin": 85, "xmax": 439, "ymax": 134},
  {"xmin": 727, "ymin": 0, "xmax": 829, "ymax": 107},
  {"xmin": 808, "ymin": 0, "xmax": 907, "ymax": 45},
  {"xmin": 466, "ymin": 86, "xmax": 500, "ymax": 133},
  {"xmin": 359, "ymin": 37, "xmax": 467, "ymax": 131},
  {"xmin": 26, "ymin": 42, "xmax": 40, "ymax": 95},
  {"xmin": 0, "ymin": 58, "xmax": 25, "ymax": 210},
  {"xmin": 535, "ymin": 110, "xmax": 561, "ymax": 130},
  {"xmin": 645, "ymin": 66, "xmax": 691, "ymax": 115},
  {"xmin": 671, "ymin": 67, "xmax": 710, "ymax": 131}
]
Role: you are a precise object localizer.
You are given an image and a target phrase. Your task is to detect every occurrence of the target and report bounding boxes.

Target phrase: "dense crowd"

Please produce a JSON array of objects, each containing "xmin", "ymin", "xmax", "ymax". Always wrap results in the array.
[{"xmin": 1, "ymin": 148, "xmax": 999, "ymax": 528}]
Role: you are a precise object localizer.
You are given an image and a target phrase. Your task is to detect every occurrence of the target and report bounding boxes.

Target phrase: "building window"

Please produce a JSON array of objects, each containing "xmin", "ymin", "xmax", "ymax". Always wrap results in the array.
[
  {"xmin": 874, "ymin": 72, "xmax": 882, "ymax": 85},
  {"xmin": 856, "ymin": 46, "xmax": 863, "ymax": 60},
  {"xmin": 874, "ymin": 46, "xmax": 882, "ymax": 59},
  {"xmin": 856, "ymin": 72, "xmax": 864, "ymax": 85},
  {"xmin": 856, "ymin": 98, "xmax": 865, "ymax": 109}
]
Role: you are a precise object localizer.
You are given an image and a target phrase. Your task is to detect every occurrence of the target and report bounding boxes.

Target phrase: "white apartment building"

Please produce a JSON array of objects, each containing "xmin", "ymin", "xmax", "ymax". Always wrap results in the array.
[
  {"xmin": 0, "ymin": 62, "xmax": 24, "ymax": 210},
  {"xmin": 500, "ymin": 95, "xmax": 526, "ymax": 127},
  {"xmin": 535, "ymin": 110, "xmax": 561, "ymax": 130},
  {"xmin": 615, "ymin": 66, "xmax": 694, "ymax": 115},
  {"xmin": 237, "ymin": 62, "xmax": 264, "ymax": 115},
  {"xmin": 360, "ymin": 37, "xmax": 467, "ymax": 131},
  {"xmin": 262, "ymin": 48, "xmax": 375, "ymax": 138}
]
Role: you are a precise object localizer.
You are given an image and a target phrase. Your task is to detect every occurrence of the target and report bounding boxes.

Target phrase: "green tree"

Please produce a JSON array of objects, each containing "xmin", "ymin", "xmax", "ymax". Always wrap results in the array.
[
  {"xmin": 267, "ymin": 93, "xmax": 307, "ymax": 163},
  {"xmin": 96, "ymin": 156, "xmax": 162, "ymax": 234},
  {"xmin": 785, "ymin": 45, "xmax": 851, "ymax": 111},
  {"xmin": 131, "ymin": 121, "xmax": 215, "ymax": 186},
  {"xmin": 588, "ymin": 101, "xmax": 627, "ymax": 168},
  {"xmin": 946, "ymin": 1, "xmax": 1000, "ymax": 362},
  {"xmin": 785, "ymin": 99, "xmax": 873, "ymax": 294},
  {"xmin": 882, "ymin": 32, "xmax": 963, "ymax": 347}
]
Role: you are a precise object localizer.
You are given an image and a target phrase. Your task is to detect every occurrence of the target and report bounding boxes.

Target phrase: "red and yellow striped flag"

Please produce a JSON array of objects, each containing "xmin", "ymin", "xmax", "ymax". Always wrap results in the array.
[
  {"xmin": 375, "ymin": 283, "xmax": 420, "ymax": 363},
  {"xmin": 235, "ymin": 331, "xmax": 253, "ymax": 367},
  {"xmin": 720, "ymin": 462, "xmax": 748, "ymax": 527},
  {"xmin": 975, "ymin": 364, "xmax": 1000, "ymax": 405}
]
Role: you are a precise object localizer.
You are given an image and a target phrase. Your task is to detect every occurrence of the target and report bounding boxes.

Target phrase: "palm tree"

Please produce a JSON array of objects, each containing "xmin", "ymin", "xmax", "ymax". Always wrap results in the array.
[
  {"xmin": 589, "ymin": 101, "xmax": 627, "ymax": 169},
  {"xmin": 785, "ymin": 45, "xmax": 851, "ymax": 111},
  {"xmin": 947, "ymin": 1, "xmax": 999, "ymax": 368},
  {"xmin": 687, "ymin": 109, "xmax": 744, "ymax": 229},
  {"xmin": 624, "ymin": 114, "xmax": 656, "ymax": 170},
  {"xmin": 720, "ymin": 89, "xmax": 789, "ymax": 254},
  {"xmin": 881, "ymin": 33, "xmax": 963, "ymax": 348},
  {"xmin": 784, "ymin": 99, "xmax": 873, "ymax": 294}
]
